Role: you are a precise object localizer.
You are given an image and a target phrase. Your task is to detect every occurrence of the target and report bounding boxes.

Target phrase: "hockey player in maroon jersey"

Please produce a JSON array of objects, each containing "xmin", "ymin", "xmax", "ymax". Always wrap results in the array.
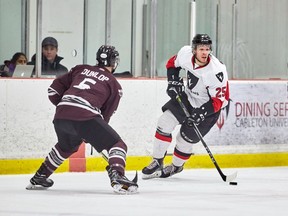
[
  {"xmin": 142, "ymin": 34, "xmax": 230, "ymax": 179},
  {"xmin": 26, "ymin": 45, "xmax": 138, "ymax": 194}
]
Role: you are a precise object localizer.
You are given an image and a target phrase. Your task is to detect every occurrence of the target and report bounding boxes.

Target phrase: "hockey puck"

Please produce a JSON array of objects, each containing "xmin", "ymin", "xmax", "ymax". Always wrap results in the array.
[{"xmin": 229, "ymin": 182, "xmax": 238, "ymax": 185}]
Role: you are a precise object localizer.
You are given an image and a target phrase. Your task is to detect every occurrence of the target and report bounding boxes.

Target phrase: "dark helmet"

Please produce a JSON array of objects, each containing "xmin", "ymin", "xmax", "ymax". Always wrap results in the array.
[
  {"xmin": 96, "ymin": 45, "xmax": 120, "ymax": 68},
  {"xmin": 192, "ymin": 34, "xmax": 212, "ymax": 50}
]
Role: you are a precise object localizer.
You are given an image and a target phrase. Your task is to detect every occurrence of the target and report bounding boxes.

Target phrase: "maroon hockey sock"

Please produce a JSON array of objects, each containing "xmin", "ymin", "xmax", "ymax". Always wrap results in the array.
[
  {"xmin": 107, "ymin": 141, "xmax": 127, "ymax": 175},
  {"xmin": 42, "ymin": 143, "xmax": 75, "ymax": 177}
]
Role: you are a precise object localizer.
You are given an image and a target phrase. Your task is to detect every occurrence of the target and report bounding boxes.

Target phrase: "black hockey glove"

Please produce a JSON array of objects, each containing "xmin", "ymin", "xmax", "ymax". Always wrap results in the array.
[
  {"xmin": 188, "ymin": 101, "xmax": 214, "ymax": 125},
  {"xmin": 190, "ymin": 107, "xmax": 207, "ymax": 124},
  {"xmin": 166, "ymin": 77, "xmax": 184, "ymax": 100}
]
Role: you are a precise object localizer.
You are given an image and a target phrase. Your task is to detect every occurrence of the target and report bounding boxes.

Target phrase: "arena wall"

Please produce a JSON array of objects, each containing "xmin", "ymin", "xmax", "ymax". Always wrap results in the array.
[{"xmin": 0, "ymin": 78, "xmax": 287, "ymax": 174}]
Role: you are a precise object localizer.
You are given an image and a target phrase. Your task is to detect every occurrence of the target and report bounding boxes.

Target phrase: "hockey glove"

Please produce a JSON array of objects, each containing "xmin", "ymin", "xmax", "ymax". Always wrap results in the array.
[
  {"xmin": 189, "ymin": 101, "xmax": 214, "ymax": 125},
  {"xmin": 190, "ymin": 107, "xmax": 207, "ymax": 124},
  {"xmin": 166, "ymin": 77, "xmax": 184, "ymax": 100}
]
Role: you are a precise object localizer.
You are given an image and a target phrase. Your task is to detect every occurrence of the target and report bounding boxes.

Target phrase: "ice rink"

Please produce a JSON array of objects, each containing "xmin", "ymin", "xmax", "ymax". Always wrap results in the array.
[{"xmin": 0, "ymin": 167, "xmax": 287, "ymax": 216}]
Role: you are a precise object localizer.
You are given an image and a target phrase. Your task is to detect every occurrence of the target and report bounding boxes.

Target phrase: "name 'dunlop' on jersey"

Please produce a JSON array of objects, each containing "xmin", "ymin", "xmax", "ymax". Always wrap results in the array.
[{"xmin": 81, "ymin": 69, "xmax": 110, "ymax": 81}]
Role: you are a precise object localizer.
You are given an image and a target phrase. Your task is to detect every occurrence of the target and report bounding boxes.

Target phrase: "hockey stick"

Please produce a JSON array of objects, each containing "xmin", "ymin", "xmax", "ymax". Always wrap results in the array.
[
  {"xmin": 173, "ymin": 89, "xmax": 237, "ymax": 182},
  {"xmin": 100, "ymin": 151, "xmax": 109, "ymax": 162},
  {"xmin": 89, "ymin": 143, "xmax": 109, "ymax": 162}
]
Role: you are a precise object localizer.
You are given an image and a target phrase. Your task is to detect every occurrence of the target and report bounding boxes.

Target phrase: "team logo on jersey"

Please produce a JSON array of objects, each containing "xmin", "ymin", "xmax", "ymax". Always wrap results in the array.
[
  {"xmin": 187, "ymin": 71, "xmax": 198, "ymax": 90},
  {"xmin": 216, "ymin": 72, "xmax": 224, "ymax": 82}
]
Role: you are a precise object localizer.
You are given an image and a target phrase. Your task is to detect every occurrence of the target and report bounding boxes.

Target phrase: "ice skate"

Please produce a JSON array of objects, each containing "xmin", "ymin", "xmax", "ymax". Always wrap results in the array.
[
  {"xmin": 142, "ymin": 158, "xmax": 163, "ymax": 180},
  {"xmin": 26, "ymin": 172, "xmax": 54, "ymax": 190},
  {"xmin": 106, "ymin": 166, "xmax": 138, "ymax": 194},
  {"xmin": 160, "ymin": 164, "xmax": 183, "ymax": 178}
]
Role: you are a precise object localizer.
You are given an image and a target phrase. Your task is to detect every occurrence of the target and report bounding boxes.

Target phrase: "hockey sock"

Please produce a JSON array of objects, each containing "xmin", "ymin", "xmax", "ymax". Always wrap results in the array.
[
  {"xmin": 153, "ymin": 130, "xmax": 172, "ymax": 159},
  {"xmin": 172, "ymin": 147, "xmax": 192, "ymax": 167},
  {"xmin": 41, "ymin": 143, "xmax": 74, "ymax": 177},
  {"xmin": 108, "ymin": 141, "xmax": 127, "ymax": 175}
]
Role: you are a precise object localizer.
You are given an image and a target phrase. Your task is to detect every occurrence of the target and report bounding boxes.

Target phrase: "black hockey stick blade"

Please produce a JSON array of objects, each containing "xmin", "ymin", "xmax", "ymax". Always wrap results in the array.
[
  {"xmin": 132, "ymin": 171, "xmax": 138, "ymax": 184},
  {"xmin": 101, "ymin": 151, "xmax": 139, "ymax": 184},
  {"xmin": 192, "ymin": 121, "xmax": 238, "ymax": 182}
]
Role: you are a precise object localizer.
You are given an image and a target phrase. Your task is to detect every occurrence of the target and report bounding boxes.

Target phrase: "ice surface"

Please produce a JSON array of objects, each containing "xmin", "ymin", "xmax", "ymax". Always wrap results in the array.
[{"xmin": 0, "ymin": 167, "xmax": 287, "ymax": 216}]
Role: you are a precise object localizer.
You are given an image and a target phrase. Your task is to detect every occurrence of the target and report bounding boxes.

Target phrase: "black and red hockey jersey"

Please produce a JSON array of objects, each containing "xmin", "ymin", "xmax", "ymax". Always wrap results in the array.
[{"xmin": 48, "ymin": 64, "xmax": 123, "ymax": 123}]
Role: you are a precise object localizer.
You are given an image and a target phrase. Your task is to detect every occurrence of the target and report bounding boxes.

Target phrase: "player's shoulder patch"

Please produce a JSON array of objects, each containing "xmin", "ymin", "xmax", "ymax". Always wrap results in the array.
[{"xmin": 216, "ymin": 72, "xmax": 224, "ymax": 82}]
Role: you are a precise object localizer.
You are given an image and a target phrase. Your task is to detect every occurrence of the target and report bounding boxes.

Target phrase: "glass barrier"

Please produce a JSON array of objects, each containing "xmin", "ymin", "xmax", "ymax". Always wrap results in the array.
[{"xmin": 0, "ymin": 0, "xmax": 287, "ymax": 79}]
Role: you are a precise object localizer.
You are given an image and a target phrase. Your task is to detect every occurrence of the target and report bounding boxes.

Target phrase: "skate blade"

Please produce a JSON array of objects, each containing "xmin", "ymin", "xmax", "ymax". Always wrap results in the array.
[
  {"xmin": 141, "ymin": 170, "xmax": 162, "ymax": 180},
  {"xmin": 112, "ymin": 184, "xmax": 138, "ymax": 195},
  {"xmin": 26, "ymin": 183, "xmax": 49, "ymax": 190}
]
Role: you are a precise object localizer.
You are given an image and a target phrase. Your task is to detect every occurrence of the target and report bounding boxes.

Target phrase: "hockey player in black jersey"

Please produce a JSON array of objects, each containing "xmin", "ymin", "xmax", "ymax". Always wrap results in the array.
[{"xmin": 26, "ymin": 45, "xmax": 138, "ymax": 194}]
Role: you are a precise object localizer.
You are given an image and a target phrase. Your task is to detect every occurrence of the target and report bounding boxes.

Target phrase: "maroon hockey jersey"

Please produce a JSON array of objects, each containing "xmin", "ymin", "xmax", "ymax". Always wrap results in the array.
[{"xmin": 48, "ymin": 64, "xmax": 123, "ymax": 122}]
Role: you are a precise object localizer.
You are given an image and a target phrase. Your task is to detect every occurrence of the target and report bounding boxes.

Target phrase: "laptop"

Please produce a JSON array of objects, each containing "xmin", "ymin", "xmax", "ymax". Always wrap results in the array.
[{"xmin": 12, "ymin": 65, "xmax": 34, "ymax": 78}]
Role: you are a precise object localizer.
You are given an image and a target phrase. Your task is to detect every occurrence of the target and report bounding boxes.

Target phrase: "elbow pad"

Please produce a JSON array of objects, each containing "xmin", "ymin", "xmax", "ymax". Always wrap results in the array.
[{"xmin": 167, "ymin": 67, "xmax": 181, "ymax": 81}]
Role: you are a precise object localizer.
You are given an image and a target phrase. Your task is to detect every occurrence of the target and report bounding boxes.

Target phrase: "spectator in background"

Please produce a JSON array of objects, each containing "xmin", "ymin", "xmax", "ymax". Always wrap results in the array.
[
  {"xmin": 0, "ymin": 52, "xmax": 27, "ymax": 77},
  {"xmin": 28, "ymin": 36, "xmax": 68, "ymax": 77}
]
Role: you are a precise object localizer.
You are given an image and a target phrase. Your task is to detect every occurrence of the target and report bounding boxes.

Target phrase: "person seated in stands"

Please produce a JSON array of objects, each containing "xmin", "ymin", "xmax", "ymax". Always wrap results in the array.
[
  {"xmin": 28, "ymin": 36, "xmax": 68, "ymax": 77},
  {"xmin": 0, "ymin": 52, "xmax": 27, "ymax": 77}
]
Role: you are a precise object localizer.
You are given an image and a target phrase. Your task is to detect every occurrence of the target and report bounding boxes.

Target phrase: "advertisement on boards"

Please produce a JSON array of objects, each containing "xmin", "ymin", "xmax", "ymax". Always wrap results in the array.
[{"xmin": 207, "ymin": 81, "xmax": 288, "ymax": 146}]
